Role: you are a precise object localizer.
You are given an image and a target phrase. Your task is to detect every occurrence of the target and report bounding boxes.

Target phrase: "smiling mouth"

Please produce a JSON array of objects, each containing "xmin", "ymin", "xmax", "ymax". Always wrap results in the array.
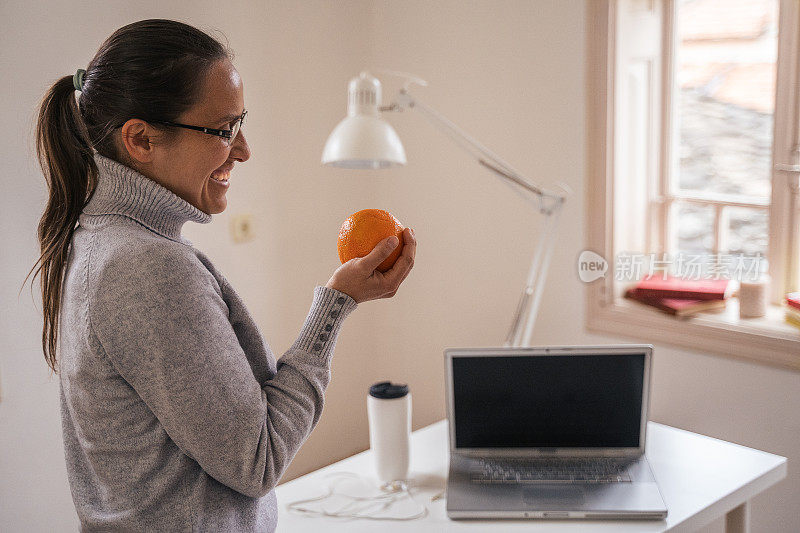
[{"xmin": 210, "ymin": 170, "xmax": 230, "ymax": 183}]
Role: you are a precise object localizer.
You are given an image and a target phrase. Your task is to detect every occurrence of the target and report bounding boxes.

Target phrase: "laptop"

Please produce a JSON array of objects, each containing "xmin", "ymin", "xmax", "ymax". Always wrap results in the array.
[{"xmin": 445, "ymin": 345, "xmax": 668, "ymax": 520}]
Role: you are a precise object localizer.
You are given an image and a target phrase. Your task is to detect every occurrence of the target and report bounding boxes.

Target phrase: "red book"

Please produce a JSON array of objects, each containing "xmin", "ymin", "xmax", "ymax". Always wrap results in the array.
[
  {"xmin": 631, "ymin": 275, "xmax": 733, "ymax": 301},
  {"xmin": 786, "ymin": 292, "xmax": 800, "ymax": 311},
  {"xmin": 625, "ymin": 288, "xmax": 727, "ymax": 316}
]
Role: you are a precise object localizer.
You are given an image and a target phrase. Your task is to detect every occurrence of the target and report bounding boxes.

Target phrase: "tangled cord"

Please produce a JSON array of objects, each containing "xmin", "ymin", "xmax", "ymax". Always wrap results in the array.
[{"xmin": 285, "ymin": 472, "xmax": 439, "ymax": 521}]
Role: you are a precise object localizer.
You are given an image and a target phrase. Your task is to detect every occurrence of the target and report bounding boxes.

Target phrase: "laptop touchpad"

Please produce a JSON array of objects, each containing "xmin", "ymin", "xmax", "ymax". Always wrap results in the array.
[{"xmin": 522, "ymin": 486, "xmax": 585, "ymax": 506}]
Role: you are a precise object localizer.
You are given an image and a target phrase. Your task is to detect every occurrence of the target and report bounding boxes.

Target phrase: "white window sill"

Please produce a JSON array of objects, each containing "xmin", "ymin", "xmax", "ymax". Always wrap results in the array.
[{"xmin": 586, "ymin": 293, "xmax": 800, "ymax": 371}]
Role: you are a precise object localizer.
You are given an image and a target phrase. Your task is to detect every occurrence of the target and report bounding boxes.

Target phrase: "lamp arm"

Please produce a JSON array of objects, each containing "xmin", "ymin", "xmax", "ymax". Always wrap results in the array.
[
  {"xmin": 383, "ymin": 87, "xmax": 566, "ymax": 347},
  {"xmin": 384, "ymin": 89, "xmax": 566, "ymax": 212},
  {"xmin": 503, "ymin": 201, "xmax": 563, "ymax": 347}
]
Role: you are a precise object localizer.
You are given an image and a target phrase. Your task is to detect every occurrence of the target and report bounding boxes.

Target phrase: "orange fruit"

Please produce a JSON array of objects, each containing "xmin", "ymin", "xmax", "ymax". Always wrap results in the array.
[{"xmin": 337, "ymin": 209, "xmax": 405, "ymax": 272}]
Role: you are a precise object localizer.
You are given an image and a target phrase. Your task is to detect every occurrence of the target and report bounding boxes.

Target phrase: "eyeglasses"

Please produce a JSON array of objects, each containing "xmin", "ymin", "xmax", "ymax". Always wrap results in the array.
[{"xmin": 147, "ymin": 109, "xmax": 247, "ymax": 146}]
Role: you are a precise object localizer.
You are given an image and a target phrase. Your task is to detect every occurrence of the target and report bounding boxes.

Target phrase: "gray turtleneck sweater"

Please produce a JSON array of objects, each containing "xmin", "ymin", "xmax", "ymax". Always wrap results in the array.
[{"xmin": 59, "ymin": 152, "xmax": 357, "ymax": 532}]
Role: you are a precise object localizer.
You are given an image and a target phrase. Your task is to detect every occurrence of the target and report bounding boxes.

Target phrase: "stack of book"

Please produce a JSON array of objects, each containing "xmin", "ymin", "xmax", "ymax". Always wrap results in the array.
[
  {"xmin": 785, "ymin": 293, "xmax": 800, "ymax": 329},
  {"xmin": 625, "ymin": 275, "xmax": 732, "ymax": 317}
]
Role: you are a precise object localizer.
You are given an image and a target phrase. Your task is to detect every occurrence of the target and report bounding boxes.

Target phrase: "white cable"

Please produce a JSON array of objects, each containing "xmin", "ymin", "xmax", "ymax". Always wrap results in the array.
[{"xmin": 285, "ymin": 472, "xmax": 436, "ymax": 521}]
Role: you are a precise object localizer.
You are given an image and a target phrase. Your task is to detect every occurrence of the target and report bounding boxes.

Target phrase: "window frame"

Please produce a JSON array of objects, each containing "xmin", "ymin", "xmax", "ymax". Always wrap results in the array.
[{"xmin": 586, "ymin": 0, "xmax": 800, "ymax": 372}]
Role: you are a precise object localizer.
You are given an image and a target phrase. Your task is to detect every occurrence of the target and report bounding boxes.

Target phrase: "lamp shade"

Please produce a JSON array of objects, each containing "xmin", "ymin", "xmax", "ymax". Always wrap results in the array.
[{"xmin": 322, "ymin": 71, "xmax": 406, "ymax": 169}]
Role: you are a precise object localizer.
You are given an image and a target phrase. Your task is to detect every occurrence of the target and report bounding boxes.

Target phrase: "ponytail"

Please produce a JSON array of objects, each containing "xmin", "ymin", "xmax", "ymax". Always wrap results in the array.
[{"xmin": 22, "ymin": 76, "xmax": 96, "ymax": 375}]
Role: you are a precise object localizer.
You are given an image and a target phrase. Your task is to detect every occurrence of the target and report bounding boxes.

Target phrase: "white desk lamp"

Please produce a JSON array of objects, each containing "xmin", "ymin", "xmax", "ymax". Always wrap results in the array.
[{"xmin": 322, "ymin": 71, "xmax": 568, "ymax": 347}]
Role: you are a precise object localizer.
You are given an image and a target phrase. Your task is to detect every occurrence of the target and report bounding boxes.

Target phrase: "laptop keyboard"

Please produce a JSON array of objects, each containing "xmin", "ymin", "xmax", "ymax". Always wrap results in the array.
[{"xmin": 470, "ymin": 457, "xmax": 633, "ymax": 484}]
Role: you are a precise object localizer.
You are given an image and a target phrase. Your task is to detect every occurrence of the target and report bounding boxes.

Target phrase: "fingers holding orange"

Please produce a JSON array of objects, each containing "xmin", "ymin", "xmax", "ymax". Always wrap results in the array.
[
  {"xmin": 337, "ymin": 209, "xmax": 406, "ymax": 272},
  {"xmin": 399, "ymin": 227, "xmax": 416, "ymax": 266},
  {"xmin": 384, "ymin": 227, "xmax": 416, "ymax": 283},
  {"xmin": 329, "ymin": 211, "xmax": 416, "ymax": 303}
]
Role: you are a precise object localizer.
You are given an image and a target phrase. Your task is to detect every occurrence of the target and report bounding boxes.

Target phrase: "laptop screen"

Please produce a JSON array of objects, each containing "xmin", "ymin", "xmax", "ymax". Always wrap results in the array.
[{"xmin": 452, "ymin": 353, "xmax": 645, "ymax": 448}]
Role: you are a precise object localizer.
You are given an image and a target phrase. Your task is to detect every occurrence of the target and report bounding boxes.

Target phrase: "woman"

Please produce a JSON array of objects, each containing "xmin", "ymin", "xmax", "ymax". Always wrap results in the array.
[{"xmin": 24, "ymin": 19, "xmax": 415, "ymax": 532}]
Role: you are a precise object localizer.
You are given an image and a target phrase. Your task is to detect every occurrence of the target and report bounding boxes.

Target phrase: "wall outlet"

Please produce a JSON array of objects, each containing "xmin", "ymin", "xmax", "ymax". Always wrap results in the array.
[{"xmin": 230, "ymin": 213, "xmax": 255, "ymax": 243}]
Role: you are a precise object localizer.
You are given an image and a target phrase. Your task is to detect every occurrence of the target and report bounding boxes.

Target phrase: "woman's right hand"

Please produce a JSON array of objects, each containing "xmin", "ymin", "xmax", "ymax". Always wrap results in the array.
[{"xmin": 325, "ymin": 227, "xmax": 416, "ymax": 304}]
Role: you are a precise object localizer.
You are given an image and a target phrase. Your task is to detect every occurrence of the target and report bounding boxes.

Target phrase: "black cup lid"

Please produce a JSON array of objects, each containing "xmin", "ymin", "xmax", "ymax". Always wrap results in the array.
[{"xmin": 369, "ymin": 381, "xmax": 409, "ymax": 399}]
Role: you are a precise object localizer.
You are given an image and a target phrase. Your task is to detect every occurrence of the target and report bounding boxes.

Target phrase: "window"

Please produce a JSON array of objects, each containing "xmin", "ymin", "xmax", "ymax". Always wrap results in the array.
[
  {"xmin": 586, "ymin": 0, "xmax": 800, "ymax": 370},
  {"xmin": 670, "ymin": 0, "xmax": 776, "ymax": 268}
]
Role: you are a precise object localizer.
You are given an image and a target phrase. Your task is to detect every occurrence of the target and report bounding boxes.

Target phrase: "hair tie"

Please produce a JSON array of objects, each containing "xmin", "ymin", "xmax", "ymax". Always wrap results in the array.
[{"xmin": 73, "ymin": 69, "xmax": 86, "ymax": 92}]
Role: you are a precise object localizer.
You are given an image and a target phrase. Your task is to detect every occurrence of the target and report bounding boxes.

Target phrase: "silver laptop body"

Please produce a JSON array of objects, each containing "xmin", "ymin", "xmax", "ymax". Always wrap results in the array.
[{"xmin": 445, "ymin": 345, "xmax": 668, "ymax": 520}]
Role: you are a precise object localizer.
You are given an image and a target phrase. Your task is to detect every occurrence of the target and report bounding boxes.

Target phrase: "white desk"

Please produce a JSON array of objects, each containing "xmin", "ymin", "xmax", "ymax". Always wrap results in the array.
[{"xmin": 275, "ymin": 420, "xmax": 786, "ymax": 532}]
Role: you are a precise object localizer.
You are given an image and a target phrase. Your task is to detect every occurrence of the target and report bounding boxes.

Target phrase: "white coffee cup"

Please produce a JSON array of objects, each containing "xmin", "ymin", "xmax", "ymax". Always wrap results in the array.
[{"xmin": 367, "ymin": 381, "xmax": 411, "ymax": 484}]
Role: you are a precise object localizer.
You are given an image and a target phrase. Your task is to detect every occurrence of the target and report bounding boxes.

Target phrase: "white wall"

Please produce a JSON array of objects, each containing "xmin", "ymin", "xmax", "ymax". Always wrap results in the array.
[{"xmin": 1, "ymin": 1, "xmax": 796, "ymax": 532}]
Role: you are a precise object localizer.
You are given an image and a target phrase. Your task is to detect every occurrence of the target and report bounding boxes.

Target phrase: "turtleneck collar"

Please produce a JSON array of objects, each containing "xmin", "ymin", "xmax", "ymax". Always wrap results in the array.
[{"xmin": 80, "ymin": 152, "xmax": 212, "ymax": 242}]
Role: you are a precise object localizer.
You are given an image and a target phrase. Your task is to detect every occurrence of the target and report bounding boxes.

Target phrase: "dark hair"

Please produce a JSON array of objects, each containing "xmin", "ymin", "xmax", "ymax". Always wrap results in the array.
[{"xmin": 22, "ymin": 19, "xmax": 233, "ymax": 374}]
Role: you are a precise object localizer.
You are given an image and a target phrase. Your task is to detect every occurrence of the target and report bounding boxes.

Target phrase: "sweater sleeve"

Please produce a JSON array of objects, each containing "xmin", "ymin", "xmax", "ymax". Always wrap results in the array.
[{"xmin": 88, "ymin": 242, "xmax": 357, "ymax": 498}]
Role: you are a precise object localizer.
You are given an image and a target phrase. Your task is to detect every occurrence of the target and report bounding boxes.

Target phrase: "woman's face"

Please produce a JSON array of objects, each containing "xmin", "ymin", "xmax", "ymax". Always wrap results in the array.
[{"xmin": 119, "ymin": 59, "xmax": 251, "ymax": 215}]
